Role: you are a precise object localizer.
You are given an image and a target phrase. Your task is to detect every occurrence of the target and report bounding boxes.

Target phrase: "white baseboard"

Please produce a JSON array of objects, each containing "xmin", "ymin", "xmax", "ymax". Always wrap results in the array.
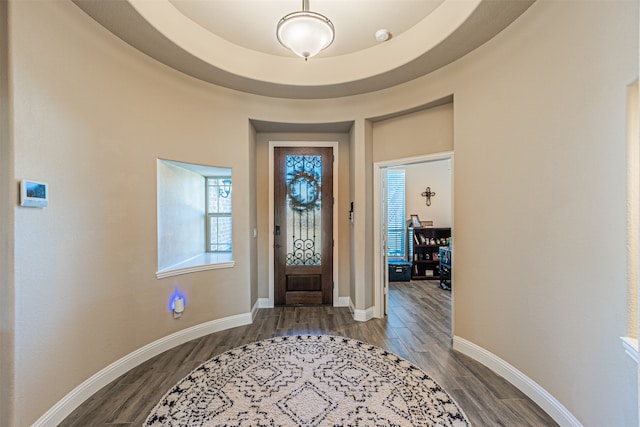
[
  {"xmin": 33, "ymin": 312, "xmax": 253, "ymax": 427},
  {"xmin": 258, "ymin": 297, "xmax": 273, "ymax": 308},
  {"xmin": 621, "ymin": 336, "xmax": 639, "ymax": 363},
  {"xmin": 350, "ymin": 300, "xmax": 374, "ymax": 322},
  {"xmin": 251, "ymin": 300, "xmax": 260, "ymax": 321},
  {"xmin": 335, "ymin": 296, "xmax": 350, "ymax": 307},
  {"xmin": 258, "ymin": 297, "xmax": 348, "ymax": 309},
  {"xmin": 452, "ymin": 336, "xmax": 582, "ymax": 427}
]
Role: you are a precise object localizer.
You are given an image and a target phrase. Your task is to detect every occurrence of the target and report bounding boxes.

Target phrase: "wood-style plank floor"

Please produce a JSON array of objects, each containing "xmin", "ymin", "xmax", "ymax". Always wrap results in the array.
[{"xmin": 59, "ymin": 281, "xmax": 558, "ymax": 426}]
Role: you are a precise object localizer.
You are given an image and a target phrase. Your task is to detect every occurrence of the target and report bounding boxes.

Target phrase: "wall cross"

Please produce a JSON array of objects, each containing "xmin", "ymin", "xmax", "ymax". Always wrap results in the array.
[{"xmin": 421, "ymin": 187, "xmax": 436, "ymax": 206}]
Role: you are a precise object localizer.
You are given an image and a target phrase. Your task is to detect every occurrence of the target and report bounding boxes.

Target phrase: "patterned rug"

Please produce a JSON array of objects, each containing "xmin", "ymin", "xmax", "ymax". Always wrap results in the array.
[{"xmin": 145, "ymin": 335, "xmax": 470, "ymax": 426}]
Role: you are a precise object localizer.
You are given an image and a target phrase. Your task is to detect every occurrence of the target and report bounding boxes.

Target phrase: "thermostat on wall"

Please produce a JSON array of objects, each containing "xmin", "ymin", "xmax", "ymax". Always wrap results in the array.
[{"xmin": 20, "ymin": 179, "xmax": 48, "ymax": 208}]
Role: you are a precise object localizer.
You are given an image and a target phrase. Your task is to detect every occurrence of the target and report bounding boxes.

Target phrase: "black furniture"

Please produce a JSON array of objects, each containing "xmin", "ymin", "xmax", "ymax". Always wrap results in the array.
[
  {"xmin": 388, "ymin": 259, "xmax": 411, "ymax": 282},
  {"xmin": 409, "ymin": 227, "xmax": 451, "ymax": 281},
  {"xmin": 439, "ymin": 246, "xmax": 452, "ymax": 290}
]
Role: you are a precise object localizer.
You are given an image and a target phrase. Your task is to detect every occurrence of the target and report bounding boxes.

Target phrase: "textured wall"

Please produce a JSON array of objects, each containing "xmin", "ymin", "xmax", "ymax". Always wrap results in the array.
[
  {"xmin": 372, "ymin": 103, "xmax": 454, "ymax": 163},
  {"xmin": 450, "ymin": 2, "xmax": 638, "ymax": 425},
  {"xmin": 5, "ymin": 0, "xmax": 638, "ymax": 425},
  {"xmin": 0, "ymin": 1, "xmax": 15, "ymax": 425}
]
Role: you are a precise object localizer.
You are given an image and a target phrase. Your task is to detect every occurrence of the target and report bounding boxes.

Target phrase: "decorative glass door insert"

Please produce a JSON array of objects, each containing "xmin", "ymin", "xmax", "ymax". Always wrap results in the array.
[
  {"xmin": 285, "ymin": 154, "xmax": 322, "ymax": 266},
  {"xmin": 274, "ymin": 146, "xmax": 333, "ymax": 306}
]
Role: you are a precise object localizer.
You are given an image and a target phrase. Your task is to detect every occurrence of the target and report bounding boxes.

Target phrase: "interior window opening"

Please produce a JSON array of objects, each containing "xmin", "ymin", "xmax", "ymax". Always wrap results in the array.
[{"xmin": 156, "ymin": 159, "xmax": 234, "ymax": 278}]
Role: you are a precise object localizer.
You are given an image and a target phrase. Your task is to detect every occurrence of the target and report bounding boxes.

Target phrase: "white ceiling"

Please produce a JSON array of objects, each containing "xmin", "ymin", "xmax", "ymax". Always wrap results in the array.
[
  {"xmin": 168, "ymin": 0, "xmax": 446, "ymax": 57},
  {"xmin": 73, "ymin": 0, "xmax": 535, "ymax": 99}
]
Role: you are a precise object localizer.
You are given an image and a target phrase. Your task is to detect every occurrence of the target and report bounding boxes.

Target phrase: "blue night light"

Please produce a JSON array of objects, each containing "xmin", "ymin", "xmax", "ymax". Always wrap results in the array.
[{"xmin": 169, "ymin": 287, "xmax": 187, "ymax": 313}]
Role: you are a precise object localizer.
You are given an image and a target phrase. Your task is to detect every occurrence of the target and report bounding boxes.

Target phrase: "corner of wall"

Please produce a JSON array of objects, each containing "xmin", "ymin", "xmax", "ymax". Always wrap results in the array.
[
  {"xmin": 249, "ymin": 121, "xmax": 259, "ymax": 310},
  {"xmin": 452, "ymin": 336, "xmax": 582, "ymax": 427},
  {"xmin": 0, "ymin": 0, "xmax": 16, "ymax": 424},
  {"xmin": 32, "ymin": 312, "xmax": 254, "ymax": 427}
]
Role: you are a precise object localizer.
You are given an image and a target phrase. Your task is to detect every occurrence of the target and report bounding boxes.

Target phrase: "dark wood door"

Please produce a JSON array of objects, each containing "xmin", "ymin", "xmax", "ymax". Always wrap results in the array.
[{"xmin": 274, "ymin": 147, "xmax": 333, "ymax": 306}]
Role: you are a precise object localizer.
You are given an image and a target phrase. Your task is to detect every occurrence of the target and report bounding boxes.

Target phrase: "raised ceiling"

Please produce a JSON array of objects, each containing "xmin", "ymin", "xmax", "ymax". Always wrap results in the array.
[
  {"xmin": 73, "ymin": 0, "xmax": 534, "ymax": 99},
  {"xmin": 169, "ymin": 0, "xmax": 447, "ymax": 57}
]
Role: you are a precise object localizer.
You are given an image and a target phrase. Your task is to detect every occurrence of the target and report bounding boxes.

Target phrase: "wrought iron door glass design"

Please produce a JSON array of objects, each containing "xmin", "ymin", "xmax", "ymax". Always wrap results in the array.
[{"xmin": 286, "ymin": 155, "xmax": 322, "ymax": 266}]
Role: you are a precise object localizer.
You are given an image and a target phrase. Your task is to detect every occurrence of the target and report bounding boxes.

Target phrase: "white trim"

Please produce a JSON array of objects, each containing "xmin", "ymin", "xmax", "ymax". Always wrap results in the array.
[
  {"xmin": 156, "ymin": 261, "xmax": 235, "ymax": 279},
  {"xmin": 33, "ymin": 312, "xmax": 253, "ymax": 427},
  {"xmin": 251, "ymin": 300, "xmax": 260, "ymax": 321},
  {"xmin": 373, "ymin": 151, "xmax": 454, "ymax": 318},
  {"xmin": 268, "ymin": 141, "xmax": 340, "ymax": 306},
  {"xmin": 621, "ymin": 336, "xmax": 639, "ymax": 363},
  {"xmin": 349, "ymin": 299, "xmax": 374, "ymax": 322},
  {"xmin": 453, "ymin": 336, "xmax": 583, "ymax": 427},
  {"xmin": 258, "ymin": 297, "xmax": 273, "ymax": 308},
  {"xmin": 373, "ymin": 166, "xmax": 386, "ymax": 318},
  {"xmin": 352, "ymin": 307, "xmax": 374, "ymax": 322},
  {"xmin": 335, "ymin": 296, "xmax": 350, "ymax": 307}
]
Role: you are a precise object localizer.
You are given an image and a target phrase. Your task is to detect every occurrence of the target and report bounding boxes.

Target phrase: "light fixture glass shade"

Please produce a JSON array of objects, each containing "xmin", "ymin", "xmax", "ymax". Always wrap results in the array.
[{"xmin": 277, "ymin": 11, "xmax": 334, "ymax": 59}]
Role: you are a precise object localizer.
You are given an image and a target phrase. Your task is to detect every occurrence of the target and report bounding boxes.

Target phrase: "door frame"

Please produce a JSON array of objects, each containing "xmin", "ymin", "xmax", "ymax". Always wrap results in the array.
[
  {"xmin": 267, "ymin": 141, "xmax": 340, "ymax": 307},
  {"xmin": 373, "ymin": 151, "xmax": 454, "ymax": 318}
]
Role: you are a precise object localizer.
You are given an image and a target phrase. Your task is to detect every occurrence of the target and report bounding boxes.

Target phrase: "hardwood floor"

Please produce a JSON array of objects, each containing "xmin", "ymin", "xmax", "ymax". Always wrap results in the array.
[{"xmin": 59, "ymin": 281, "xmax": 558, "ymax": 426}]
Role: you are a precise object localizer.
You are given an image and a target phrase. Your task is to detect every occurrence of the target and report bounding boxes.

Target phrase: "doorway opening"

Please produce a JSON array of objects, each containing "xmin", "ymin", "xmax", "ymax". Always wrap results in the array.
[
  {"xmin": 373, "ymin": 151, "xmax": 454, "ymax": 320},
  {"xmin": 273, "ymin": 146, "xmax": 334, "ymax": 305},
  {"xmin": 267, "ymin": 141, "xmax": 340, "ymax": 307}
]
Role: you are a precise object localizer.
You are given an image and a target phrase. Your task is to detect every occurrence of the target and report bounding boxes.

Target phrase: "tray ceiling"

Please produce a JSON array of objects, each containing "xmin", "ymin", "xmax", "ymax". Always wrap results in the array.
[{"xmin": 73, "ymin": 0, "xmax": 535, "ymax": 99}]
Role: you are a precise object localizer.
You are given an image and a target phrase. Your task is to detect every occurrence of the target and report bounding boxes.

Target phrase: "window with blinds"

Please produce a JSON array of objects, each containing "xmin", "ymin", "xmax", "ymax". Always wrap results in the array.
[{"xmin": 387, "ymin": 169, "xmax": 406, "ymax": 258}]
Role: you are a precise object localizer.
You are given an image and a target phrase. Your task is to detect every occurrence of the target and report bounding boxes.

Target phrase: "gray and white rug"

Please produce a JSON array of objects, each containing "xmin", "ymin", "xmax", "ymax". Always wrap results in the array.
[{"xmin": 145, "ymin": 335, "xmax": 470, "ymax": 426}]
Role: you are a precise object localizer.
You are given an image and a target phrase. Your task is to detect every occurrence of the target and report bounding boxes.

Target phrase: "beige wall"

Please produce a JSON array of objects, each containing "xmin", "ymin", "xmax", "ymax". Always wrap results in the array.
[
  {"xmin": 249, "ymin": 125, "xmax": 258, "ymax": 308},
  {"xmin": 628, "ymin": 82, "xmax": 639, "ymax": 338},
  {"xmin": 349, "ymin": 127, "xmax": 357, "ymax": 305},
  {"xmin": 4, "ymin": 0, "xmax": 638, "ymax": 426},
  {"xmin": 346, "ymin": 116, "xmax": 376, "ymax": 311},
  {"xmin": 372, "ymin": 103, "xmax": 454, "ymax": 229},
  {"xmin": 372, "ymin": 103, "xmax": 454, "ymax": 163},
  {"xmin": 449, "ymin": 2, "xmax": 637, "ymax": 425},
  {"xmin": 404, "ymin": 160, "xmax": 452, "ymax": 229},
  {"xmin": 10, "ymin": 2, "xmax": 257, "ymax": 424},
  {"xmin": 0, "ymin": 0, "xmax": 14, "ymax": 423}
]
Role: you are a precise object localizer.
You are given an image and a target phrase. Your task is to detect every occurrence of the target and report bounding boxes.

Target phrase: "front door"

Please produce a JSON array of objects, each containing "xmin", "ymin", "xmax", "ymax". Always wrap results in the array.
[{"xmin": 274, "ymin": 147, "xmax": 333, "ymax": 305}]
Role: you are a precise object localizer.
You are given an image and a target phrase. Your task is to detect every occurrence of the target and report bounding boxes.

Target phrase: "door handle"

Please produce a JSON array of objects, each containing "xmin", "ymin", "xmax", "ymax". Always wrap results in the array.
[{"xmin": 275, "ymin": 225, "xmax": 281, "ymax": 236}]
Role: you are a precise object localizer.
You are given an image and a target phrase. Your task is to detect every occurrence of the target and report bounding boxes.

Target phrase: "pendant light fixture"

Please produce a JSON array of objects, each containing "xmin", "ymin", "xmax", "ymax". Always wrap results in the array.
[{"xmin": 277, "ymin": 0, "xmax": 335, "ymax": 60}]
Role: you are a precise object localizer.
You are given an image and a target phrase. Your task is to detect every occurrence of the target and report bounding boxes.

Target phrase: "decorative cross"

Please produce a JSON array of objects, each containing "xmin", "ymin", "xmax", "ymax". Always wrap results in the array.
[{"xmin": 421, "ymin": 187, "xmax": 436, "ymax": 206}]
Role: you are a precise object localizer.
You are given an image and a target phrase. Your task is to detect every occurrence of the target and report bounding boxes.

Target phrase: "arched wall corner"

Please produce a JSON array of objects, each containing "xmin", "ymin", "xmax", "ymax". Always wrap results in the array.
[
  {"xmin": 31, "ymin": 311, "xmax": 255, "ymax": 427},
  {"xmin": 453, "ymin": 337, "xmax": 583, "ymax": 427},
  {"xmin": 347, "ymin": 118, "xmax": 374, "ymax": 320}
]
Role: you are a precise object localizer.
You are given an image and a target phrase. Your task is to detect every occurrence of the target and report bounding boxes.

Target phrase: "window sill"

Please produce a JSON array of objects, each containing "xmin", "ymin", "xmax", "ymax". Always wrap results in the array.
[
  {"xmin": 156, "ymin": 253, "xmax": 234, "ymax": 279},
  {"xmin": 621, "ymin": 336, "xmax": 638, "ymax": 363}
]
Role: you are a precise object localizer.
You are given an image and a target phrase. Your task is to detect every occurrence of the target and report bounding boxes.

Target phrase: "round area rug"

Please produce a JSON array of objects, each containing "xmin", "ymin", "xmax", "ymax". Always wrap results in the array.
[{"xmin": 145, "ymin": 335, "xmax": 470, "ymax": 426}]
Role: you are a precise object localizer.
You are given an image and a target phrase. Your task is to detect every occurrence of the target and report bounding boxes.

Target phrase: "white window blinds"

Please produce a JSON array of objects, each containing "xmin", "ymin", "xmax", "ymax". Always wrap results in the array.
[{"xmin": 387, "ymin": 169, "xmax": 406, "ymax": 258}]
